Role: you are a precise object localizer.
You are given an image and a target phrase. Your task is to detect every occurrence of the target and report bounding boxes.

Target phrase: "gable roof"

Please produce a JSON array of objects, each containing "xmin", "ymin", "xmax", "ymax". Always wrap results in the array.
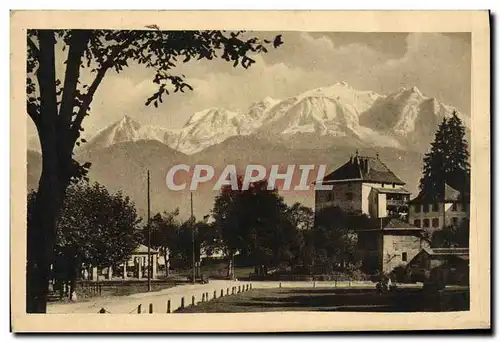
[
  {"xmin": 134, "ymin": 244, "xmax": 159, "ymax": 254},
  {"xmin": 411, "ymin": 183, "xmax": 462, "ymax": 203},
  {"xmin": 380, "ymin": 218, "xmax": 423, "ymax": 231},
  {"xmin": 321, "ymin": 155, "xmax": 405, "ymax": 185}
]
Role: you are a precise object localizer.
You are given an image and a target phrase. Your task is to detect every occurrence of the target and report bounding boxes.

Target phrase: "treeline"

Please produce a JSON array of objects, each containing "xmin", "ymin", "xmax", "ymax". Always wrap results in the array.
[
  {"xmin": 149, "ymin": 177, "xmax": 374, "ymax": 276},
  {"xmin": 27, "ymin": 182, "xmax": 142, "ymax": 300}
]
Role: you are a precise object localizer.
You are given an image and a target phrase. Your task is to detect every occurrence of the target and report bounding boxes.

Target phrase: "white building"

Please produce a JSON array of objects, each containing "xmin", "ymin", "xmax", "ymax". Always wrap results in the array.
[
  {"xmin": 315, "ymin": 152, "xmax": 411, "ymax": 219},
  {"xmin": 408, "ymin": 183, "xmax": 469, "ymax": 234}
]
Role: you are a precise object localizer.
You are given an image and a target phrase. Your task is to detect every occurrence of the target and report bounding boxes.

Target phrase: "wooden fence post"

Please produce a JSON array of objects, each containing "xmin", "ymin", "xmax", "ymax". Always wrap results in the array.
[
  {"xmin": 149, "ymin": 303, "xmax": 153, "ymax": 313},
  {"xmin": 227, "ymin": 288, "xmax": 229, "ymax": 295},
  {"xmin": 137, "ymin": 304, "xmax": 142, "ymax": 314},
  {"xmin": 250, "ymin": 283, "xmax": 252, "ymax": 289},
  {"xmin": 221, "ymin": 289, "xmax": 224, "ymax": 297},
  {"xmin": 213, "ymin": 290, "xmax": 216, "ymax": 299},
  {"xmin": 181, "ymin": 297, "xmax": 185, "ymax": 309},
  {"xmin": 192, "ymin": 295, "xmax": 195, "ymax": 306},
  {"xmin": 167, "ymin": 300, "xmax": 171, "ymax": 313},
  {"xmin": 202, "ymin": 293, "xmax": 205, "ymax": 302},
  {"xmin": 279, "ymin": 282, "xmax": 282, "ymax": 288},
  {"xmin": 238, "ymin": 285, "xmax": 241, "ymax": 293}
]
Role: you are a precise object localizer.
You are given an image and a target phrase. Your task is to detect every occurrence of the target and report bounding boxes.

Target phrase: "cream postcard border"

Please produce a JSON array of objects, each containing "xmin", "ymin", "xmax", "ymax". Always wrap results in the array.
[{"xmin": 10, "ymin": 10, "xmax": 490, "ymax": 332}]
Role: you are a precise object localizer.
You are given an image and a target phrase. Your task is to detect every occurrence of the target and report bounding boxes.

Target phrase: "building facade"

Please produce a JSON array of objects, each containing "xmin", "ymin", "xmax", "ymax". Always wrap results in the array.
[
  {"xmin": 408, "ymin": 183, "xmax": 469, "ymax": 235},
  {"xmin": 315, "ymin": 152, "xmax": 426, "ymax": 274},
  {"xmin": 315, "ymin": 152, "xmax": 411, "ymax": 220}
]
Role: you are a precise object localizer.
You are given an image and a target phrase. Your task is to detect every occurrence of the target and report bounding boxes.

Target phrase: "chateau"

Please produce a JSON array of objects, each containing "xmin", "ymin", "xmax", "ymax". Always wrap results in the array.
[
  {"xmin": 315, "ymin": 151, "xmax": 411, "ymax": 219},
  {"xmin": 315, "ymin": 152, "xmax": 427, "ymax": 273}
]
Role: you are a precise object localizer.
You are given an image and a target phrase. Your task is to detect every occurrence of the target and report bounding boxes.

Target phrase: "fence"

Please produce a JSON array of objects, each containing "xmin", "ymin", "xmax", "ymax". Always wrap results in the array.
[{"xmin": 98, "ymin": 283, "xmax": 253, "ymax": 314}]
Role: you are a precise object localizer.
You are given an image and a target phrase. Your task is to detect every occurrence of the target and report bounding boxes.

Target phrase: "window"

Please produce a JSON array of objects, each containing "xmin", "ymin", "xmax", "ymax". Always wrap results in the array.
[
  {"xmin": 414, "ymin": 204, "xmax": 421, "ymax": 213},
  {"xmin": 414, "ymin": 219, "xmax": 421, "ymax": 227},
  {"xmin": 346, "ymin": 192, "xmax": 353, "ymax": 201},
  {"xmin": 423, "ymin": 219, "xmax": 430, "ymax": 228},
  {"xmin": 423, "ymin": 204, "xmax": 429, "ymax": 213},
  {"xmin": 402, "ymin": 252, "xmax": 408, "ymax": 262},
  {"xmin": 432, "ymin": 218, "xmax": 439, "ymax": 228},
  {"xmin": 432, "ymin": 203, "xmax": 439, "ymax": 212},
  {"xmin": 452, "ymin": 217, "xmax": 459, "ymax": 226},
  {"xmin": 451, "ymin": 203, "xmax": 458, "ymax": 211}
]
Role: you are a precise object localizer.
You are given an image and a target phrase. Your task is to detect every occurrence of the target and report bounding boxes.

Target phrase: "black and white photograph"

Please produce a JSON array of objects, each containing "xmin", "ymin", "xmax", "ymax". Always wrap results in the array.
[{"xmin": 10, "ymin": 10, "xmax": 490, "ymax": 332}]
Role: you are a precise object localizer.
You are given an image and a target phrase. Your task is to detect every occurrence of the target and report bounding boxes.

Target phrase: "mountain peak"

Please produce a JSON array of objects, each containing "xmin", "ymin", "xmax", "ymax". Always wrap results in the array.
[
  {"xmin": 410, "ymin": 86, "xmax": 422, "ymax": 96},
  {"xmin": 397, "ymin": 86, "xmax": 424, "ymax": 98},
  {"xmin": 336, "ymin": 81, "xmax": 351, "ymax": 88}
]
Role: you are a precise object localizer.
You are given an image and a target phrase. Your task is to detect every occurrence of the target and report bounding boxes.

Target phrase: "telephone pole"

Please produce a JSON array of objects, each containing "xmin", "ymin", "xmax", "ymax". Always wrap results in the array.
[
  {"xmin": 147, "ymin": 170, "xmax": 151, "ymax": 292},
  {"xmin": 191, "ymin": 192, "xmax": 195, "ymax": 284}
]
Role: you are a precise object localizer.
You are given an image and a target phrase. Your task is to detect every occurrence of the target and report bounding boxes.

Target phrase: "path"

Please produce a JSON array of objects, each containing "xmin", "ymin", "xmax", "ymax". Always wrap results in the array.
[{"xmin": 47, "ymin": 280, "xmax": 423, "ymax": 314}]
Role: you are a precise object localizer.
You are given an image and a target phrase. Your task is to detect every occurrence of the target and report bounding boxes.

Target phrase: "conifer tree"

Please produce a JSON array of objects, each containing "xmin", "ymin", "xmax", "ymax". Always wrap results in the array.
[{"xmin": 419, "ymin": 111, "xmax": 470, "ymax": 201}]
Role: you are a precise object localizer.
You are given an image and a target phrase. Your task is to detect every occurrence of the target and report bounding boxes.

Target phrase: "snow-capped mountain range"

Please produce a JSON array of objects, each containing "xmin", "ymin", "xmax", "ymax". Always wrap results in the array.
[{"xmin": 83, "ymin": 82, "xmax": 469, "ymax": 154}]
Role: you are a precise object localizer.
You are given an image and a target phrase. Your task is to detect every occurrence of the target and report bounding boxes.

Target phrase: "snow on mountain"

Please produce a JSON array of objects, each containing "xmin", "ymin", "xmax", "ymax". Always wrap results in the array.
[
  {"xmin": 84, "ymin": 83, "xmax": 468, "ymax": 154},
  {"xmin": 84, "ymin": 115, "xmax": 181, "ymax": 151},
  {"xmin": 237, "ymin": 96, "xmax": 280, "ymax": 134},
  {"xmin": 255, "ymin": 83, "xmax": 401, "ymax": 148},
  {"xmin": 359, "ymin": 86, "xmax": 469, "ymax": 151},
  {"xmin": 303, "ymin": 81, "xmax": 383, "ymax": 113},
  {"xmin": 175, "ymin": 108, "xmax": 242, "ymax": 154}
]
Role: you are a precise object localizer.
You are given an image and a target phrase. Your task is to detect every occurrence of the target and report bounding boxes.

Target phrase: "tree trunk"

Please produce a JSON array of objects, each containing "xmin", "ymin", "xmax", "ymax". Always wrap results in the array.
[{"xmin": 26, "ymin": 30, "xmax": 63, "ymax": 313}]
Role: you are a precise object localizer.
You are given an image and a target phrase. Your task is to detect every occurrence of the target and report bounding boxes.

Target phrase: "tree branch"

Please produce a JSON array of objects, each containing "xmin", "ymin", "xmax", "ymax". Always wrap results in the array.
[
  {"xmin": 58, "ymin": 30, "xmax": 91, "ymax": 130},
  {"xmin": 69, "ymin": 32, "xmax": 137, "ymax": 145}
]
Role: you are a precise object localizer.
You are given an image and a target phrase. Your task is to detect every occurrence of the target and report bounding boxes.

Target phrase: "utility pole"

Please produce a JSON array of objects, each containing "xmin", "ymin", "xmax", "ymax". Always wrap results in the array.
[
  {"xmin": 147, "ymin": 170, "xmax": 151, "ymax": 292},
  {"xmin": 191, "ymin": 192, "xmax": 195, "ymax": 284}
]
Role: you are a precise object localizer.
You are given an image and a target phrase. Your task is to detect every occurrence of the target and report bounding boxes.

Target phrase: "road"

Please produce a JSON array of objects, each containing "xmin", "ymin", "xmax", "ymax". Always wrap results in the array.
[{"xmin": 47, "ymin": 280, "xmax": 422, "ymax": 314}]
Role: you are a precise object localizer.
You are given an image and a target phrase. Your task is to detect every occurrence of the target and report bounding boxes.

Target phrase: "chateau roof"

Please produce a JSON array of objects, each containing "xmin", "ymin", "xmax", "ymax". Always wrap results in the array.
[
  {"xmin": 321, "ymin": 154, "xmax": 405, "ymax": 185},
  {"xmin": 411, "ymin": 183, "xmax": 462, "ymax": 203}
]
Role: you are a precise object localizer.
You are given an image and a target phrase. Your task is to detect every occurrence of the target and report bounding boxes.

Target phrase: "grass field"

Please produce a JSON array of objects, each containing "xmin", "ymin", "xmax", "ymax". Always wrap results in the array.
[{"xmin": 175, "ymin": 287, "xmax": 470, "ymax": 313}]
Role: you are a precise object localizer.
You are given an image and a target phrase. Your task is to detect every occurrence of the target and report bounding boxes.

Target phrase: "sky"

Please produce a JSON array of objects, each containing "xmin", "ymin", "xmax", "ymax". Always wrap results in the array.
[{"xmin": 27, "ymin": 31, "xmax": 471, "ymax": 142}]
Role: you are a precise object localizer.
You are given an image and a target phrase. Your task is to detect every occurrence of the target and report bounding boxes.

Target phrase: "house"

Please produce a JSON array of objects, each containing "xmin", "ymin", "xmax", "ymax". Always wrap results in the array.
[
  {"xmin": 408, "ymin": 183, "xmax": 469, "ymax": 234},
  {"xmin": 315, "ymin": 152, "xmax": 426, "ymax": 274},
  {"xmin": 85, "ymin": 244, "xmax": 160, "ymax": 280},
  {"xmin": 405, "ymin": 247, "xmax": 469, "ymax": 285},
  {"xmin": 315, "ymin": 151, "xmax": 411, "ymax": 220},
  {"xmin": 355, "ymin": 218, "xmax": 428, "ymax": 274}
]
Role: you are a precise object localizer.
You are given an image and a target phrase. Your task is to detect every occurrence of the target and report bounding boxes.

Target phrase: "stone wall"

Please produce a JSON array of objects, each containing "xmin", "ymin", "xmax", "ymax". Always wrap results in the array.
[{"xmin": 381, "ymin": 233, "xmax": 423, "ymax": 273}]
